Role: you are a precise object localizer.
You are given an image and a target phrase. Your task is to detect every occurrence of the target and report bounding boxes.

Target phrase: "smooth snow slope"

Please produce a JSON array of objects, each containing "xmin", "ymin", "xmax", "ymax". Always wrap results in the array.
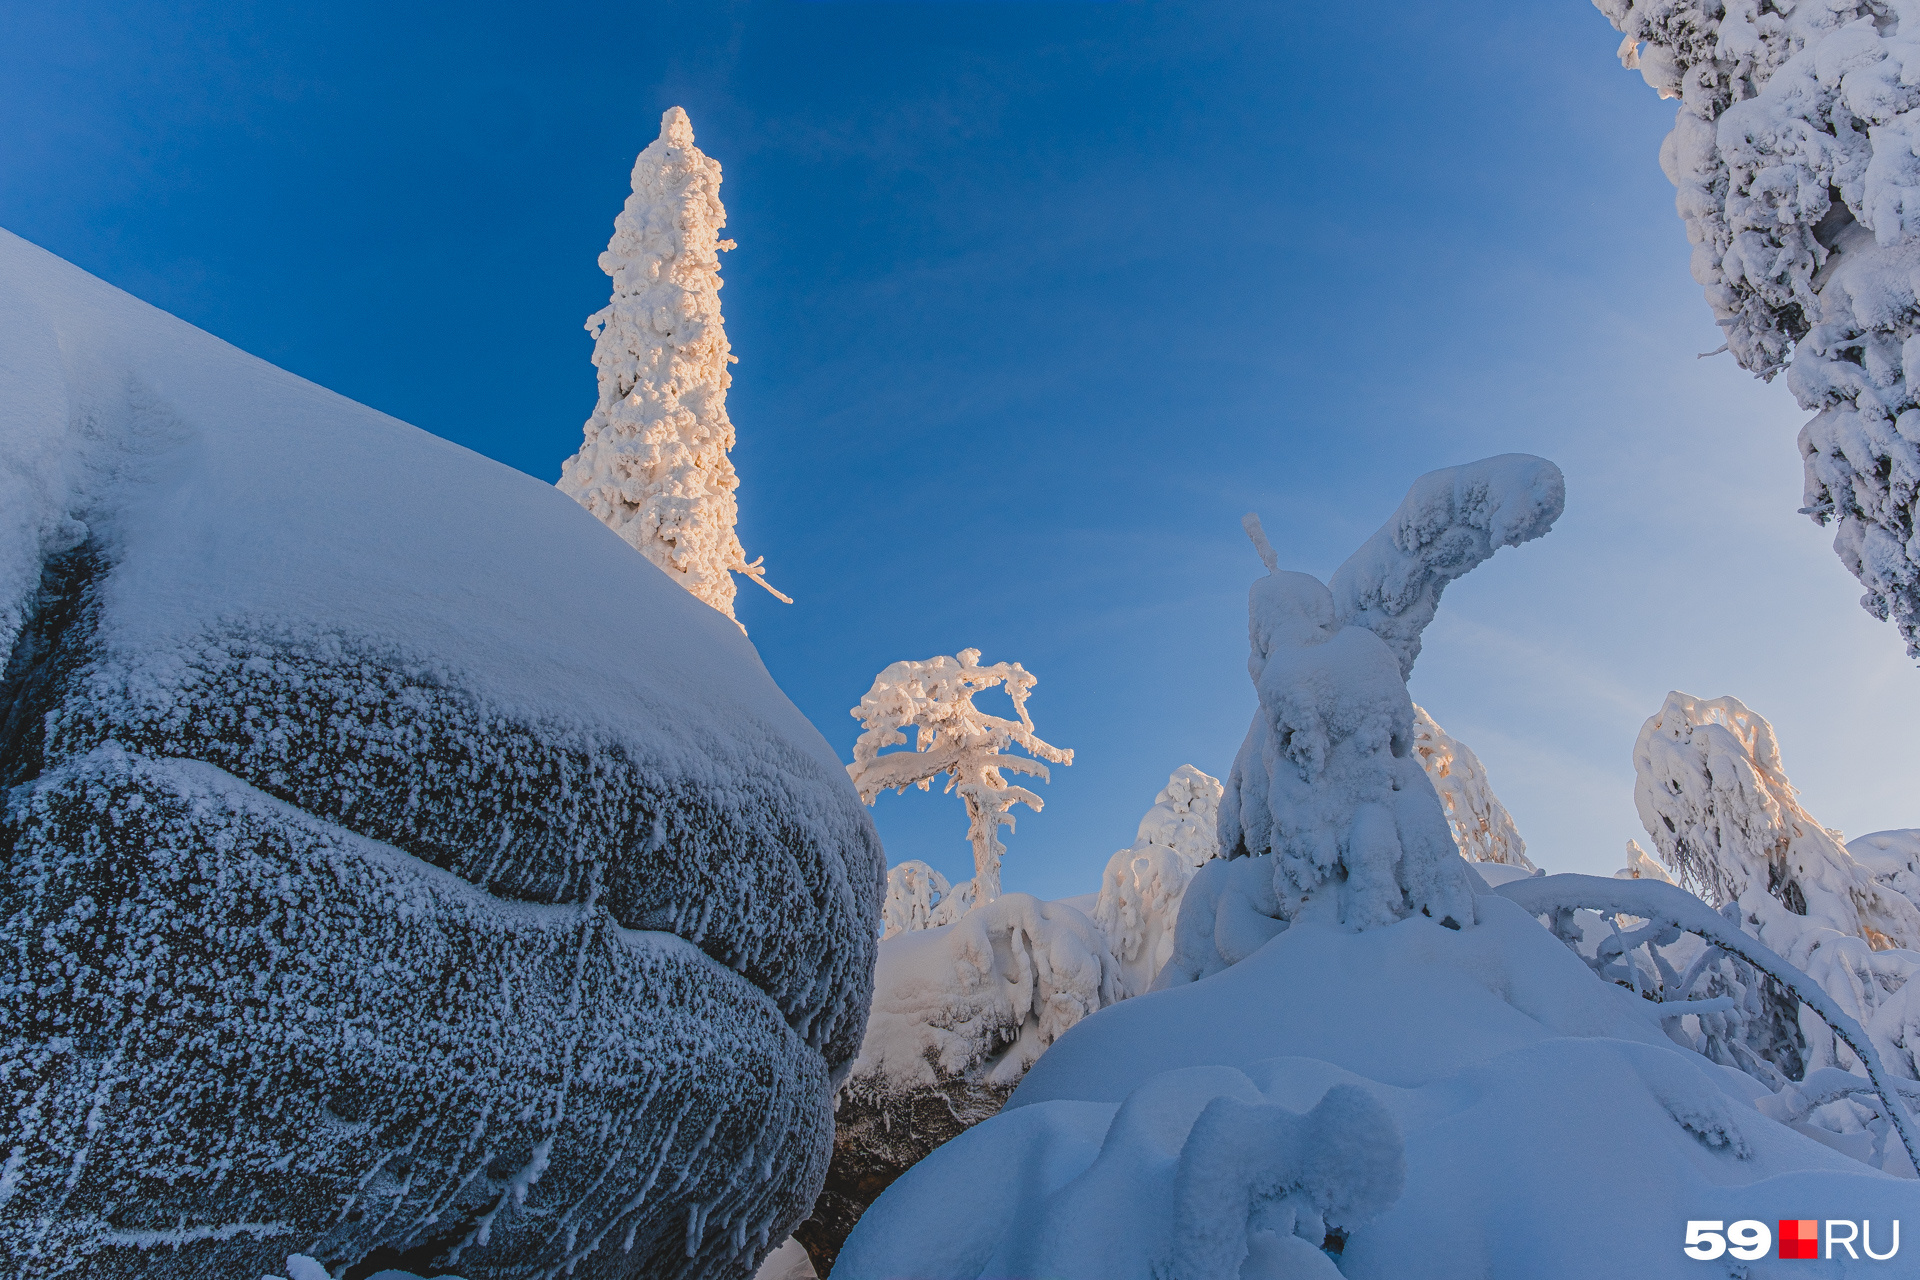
[
  {"xmin": 0, "ymin": 227, "xmax": 882, "ymax": 1280},
  {"xmin": 837, "ymin": 893, "xmax": 1912, "ymax": 1278}
]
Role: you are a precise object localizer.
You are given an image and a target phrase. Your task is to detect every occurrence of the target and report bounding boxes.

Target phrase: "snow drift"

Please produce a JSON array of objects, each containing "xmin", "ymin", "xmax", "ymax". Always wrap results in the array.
[
  {"xmin": 0, "ymin": 229, "xmax": 882, "ymax": 1280},
  {"xmin": 836, "ymin": 887, "xmax": 1917, "ymax": 1279}
]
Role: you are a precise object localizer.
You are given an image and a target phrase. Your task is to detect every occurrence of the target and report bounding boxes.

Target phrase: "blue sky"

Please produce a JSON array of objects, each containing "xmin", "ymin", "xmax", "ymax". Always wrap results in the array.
[{"xmin": 5, "ymin": 1, "xmax": 1917, "ymax": 899}]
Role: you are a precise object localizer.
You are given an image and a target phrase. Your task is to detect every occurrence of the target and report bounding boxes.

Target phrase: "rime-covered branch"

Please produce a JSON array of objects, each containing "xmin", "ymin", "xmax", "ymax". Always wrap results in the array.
[
  {"xmin": 1495, "ymin": 872, "xmax": 1920, "ymax": 1173},
  {"xmin": 848, "ymin": 650, "xmax": 1071, "ymax": 903}
]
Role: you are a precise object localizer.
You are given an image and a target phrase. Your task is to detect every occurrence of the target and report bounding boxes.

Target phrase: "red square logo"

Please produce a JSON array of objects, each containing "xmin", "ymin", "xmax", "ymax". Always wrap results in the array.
[{"xmin": 1779, "ymin": 1219, "xmax": 1819, "ymax": 1260}]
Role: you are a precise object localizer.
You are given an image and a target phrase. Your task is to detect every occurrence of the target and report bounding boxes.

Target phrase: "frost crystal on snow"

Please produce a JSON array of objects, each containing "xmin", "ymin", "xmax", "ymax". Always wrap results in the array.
[
  {"xmin": 1092, "ymin": 765, "xmax": 1224, "ymax": 997},
  {"xmin": 1410, "ymin": 704, "xmax": 1535, "ymax": 871},
  {"xmin": 558, "ymin": 107, "xmax": 786, "ymax": 623},
  {"xmin": 847, "ymin": 650, "xmax": 1072, "ymax": 904},
  {"xmin": 1595, "ymin": 1, "xmax": 1920, "ymax": 656}
]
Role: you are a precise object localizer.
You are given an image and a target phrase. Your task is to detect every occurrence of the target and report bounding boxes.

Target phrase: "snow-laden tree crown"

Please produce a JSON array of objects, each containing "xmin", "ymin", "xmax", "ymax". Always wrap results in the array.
[
  {"xmin": 558, "ymin": 106, "xmax": 786, "ymax": 623},
  {"xmin": 1410, "ymin": 704, "xmax": 1535, "ymax": 871},
  {"xmin": 1633, "ymin": 690, "xmax": 1920, "ymax": 949},
  {"xmin": 848, "ymin": 649, "xmax": 1072, "ymax": 903},
  {"xmin": 1596, "ymin": 1, "xmax": 1920, "ymax": 656}
]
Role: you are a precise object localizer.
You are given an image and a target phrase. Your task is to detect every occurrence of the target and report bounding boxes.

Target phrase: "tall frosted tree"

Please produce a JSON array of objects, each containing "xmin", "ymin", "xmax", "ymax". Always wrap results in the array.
[{"xmin": 559, "ymin": 106, "xmax": 786, "ymax": 621}]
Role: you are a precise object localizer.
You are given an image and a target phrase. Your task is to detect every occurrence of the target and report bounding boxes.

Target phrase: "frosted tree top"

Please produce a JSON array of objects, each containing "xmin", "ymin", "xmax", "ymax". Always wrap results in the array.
[{"xmin": 558, "ymin": 107, "xmax": 785, "ymax": 622}]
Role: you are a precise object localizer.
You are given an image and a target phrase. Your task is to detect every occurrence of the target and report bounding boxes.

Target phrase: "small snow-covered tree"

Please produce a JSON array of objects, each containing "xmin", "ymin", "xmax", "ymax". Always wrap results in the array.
[
  {"xmin": 879, "ymin": 859, "xmax": 950, "ymax": 940},
  {"xmin": 848, "ymin": 649, "xmax": 1072, "ymax": 905},
  {"xmin": 1093, "ymin": 765, "xmax": 1223, "ymax": 997},
  {"xmin": 558, "ymin": 106, "xmax": 787, "ymax": 623},
  {"xmin": 1592, "ymin": 4, "xmax": 1920, "ymax": 656},
  {"xmin": 1617, "ymin": 839, "xmax": 1674, "ymax": 885},
  {"xmin": 1410, "ymin": 704, "xmax": 1534, "ymax": 871}
]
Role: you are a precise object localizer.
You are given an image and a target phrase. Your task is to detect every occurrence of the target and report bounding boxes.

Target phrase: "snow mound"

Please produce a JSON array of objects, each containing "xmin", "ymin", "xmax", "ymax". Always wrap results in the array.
[
  {"xmin": 1850, "ymin": 828, "xmax": 1920, "ymax": 917},
  {"xmin": 1410, "ymin": 704, "xmax": 1534, "ymax": 871},
  {"xmin": 851, "ymin": 893, "xmax": 1119, "ymax": 1093},
  {"xmin": 836, "ymin": 897, "xmax": 1915, "ymax": 1279},
  {"xmin": 0, "ymin": 228, "xmax": 881, "ymax": 1279},
  {"xmin": 1092, "ymin": 765, "xmax": 1223, "ymax": 997}
]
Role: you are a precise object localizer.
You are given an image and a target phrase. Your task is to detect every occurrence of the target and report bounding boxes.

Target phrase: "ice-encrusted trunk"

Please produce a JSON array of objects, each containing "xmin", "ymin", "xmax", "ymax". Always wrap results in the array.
[
  {"xmin": 1595, "ymin": 2, "xmax": 1920, "ymax": 657},
  {"xmin": 1161, "ymin": 456, "xmax": 1564, "ymax": 985},
  {"xmin": 558, "ymin": 107, "xmax": 784, "ymax": 623}
]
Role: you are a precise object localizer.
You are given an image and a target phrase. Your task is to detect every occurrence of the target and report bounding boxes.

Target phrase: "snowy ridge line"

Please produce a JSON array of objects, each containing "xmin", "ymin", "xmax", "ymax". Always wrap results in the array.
[{"xmin": 1493, "ymin": 872, "xmax": 1920, "ymax": 1171}]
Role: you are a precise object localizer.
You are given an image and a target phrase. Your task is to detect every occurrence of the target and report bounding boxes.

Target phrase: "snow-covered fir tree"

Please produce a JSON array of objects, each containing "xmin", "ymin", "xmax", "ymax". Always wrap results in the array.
[
  {"xmin": 847, "ymin": 650, "xmax": 1072, "ymax": 905},
  {"xmin": 558, "ymin": 106, "xmax": 786, "ymax": 622},
  {"xmin": 1594, "ymin": 3, "xmax": 1920, "ymax": 656},
  {"xmin": 1410, "ymin": 704, "xmax": 1535, "ymax": 871},
  {"xmin": 1092, "ymin": 765, "xmax": 1223, "ymax": 997},
  {"xmin": 1632, "ymin": 690, "xmax": 1920, "ymax": 951}
]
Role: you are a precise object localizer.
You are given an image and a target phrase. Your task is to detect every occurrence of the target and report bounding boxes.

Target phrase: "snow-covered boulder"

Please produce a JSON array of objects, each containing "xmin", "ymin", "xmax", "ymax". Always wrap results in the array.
[
  {"xmin": 0, "ymin": 229, "xmax": 882, "ymax": 1280},
  {"xmin": 835, "ymin": 895, "xmax": 1917, "ymax": 1279},
  {"xmin": 1163, "ymin": 457, "xmax": 1563, "ymax": 985},
  {"xmin": 1410, "ymin": 704, "xmax": 1534, "ymax": 871},
  {"xmin": 793, "ymin": 894, "xmax": 1117, "ymax": 1273},
  {"xmin": 1091, "ymin": 764, "xmax": 1223, "ymax": 997}
]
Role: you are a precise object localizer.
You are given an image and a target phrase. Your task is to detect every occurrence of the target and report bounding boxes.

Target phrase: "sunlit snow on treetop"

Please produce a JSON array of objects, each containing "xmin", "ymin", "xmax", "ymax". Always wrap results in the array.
[{"xmin": 558, "ymin": 106, "xmax": 787, "ymax": 625}]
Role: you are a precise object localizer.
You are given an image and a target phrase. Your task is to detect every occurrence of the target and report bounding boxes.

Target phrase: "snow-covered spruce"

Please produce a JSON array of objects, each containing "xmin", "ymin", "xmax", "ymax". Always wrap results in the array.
[
  {"xmin": 1161, "ymin": 456, "xmax": 1564, "ymax": 985},
  {"xmin": 0, "ymin": 229, "xmax": 881, "ymax": 1279},
  {"xmin": 1091, "ymin": 765, "xmax": 1224, "ymax": 997},
  {"xmin": 1409, "ymin": 704, "xmax": 1534, "ymax": 871},
  {"xmin": 847, "ymin": 649, "xmax": 1072, "ymax": 904},
  {"xmin": 1633, "ymin": 690, "xmax": 1920, "ymax": 950},
  {"xmin": 1619, "ymin": 838, "xmax": 1676, "ymax": 884},
  {"xmin": 1595, "ymin": 2, "xmax": 1920, "ymax": 655},
  {"xmin": 558, "ymin": 107, "xmax": 785, "ymax": 624},
  {"xmin": 793, "ymin": 894, "xmax": 1118, "ymax": 1273},
  {"xmin": 1632, "ymin": 690, "xmax": 1920, "ymax": 1094}
]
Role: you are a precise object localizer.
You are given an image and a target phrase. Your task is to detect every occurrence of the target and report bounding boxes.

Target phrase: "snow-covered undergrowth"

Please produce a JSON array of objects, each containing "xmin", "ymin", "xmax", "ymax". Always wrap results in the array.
[
  {"xmin": 836, "ymin": 456, "xmax": 1920, "ymax": 1278},
  {"xmin": 0, "ymin": 229, "xmax": 882, "ymax": 1280},
  {"xmin": 1596, "ymin": 1, "xmax": 1920, "ymax": 655}
]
